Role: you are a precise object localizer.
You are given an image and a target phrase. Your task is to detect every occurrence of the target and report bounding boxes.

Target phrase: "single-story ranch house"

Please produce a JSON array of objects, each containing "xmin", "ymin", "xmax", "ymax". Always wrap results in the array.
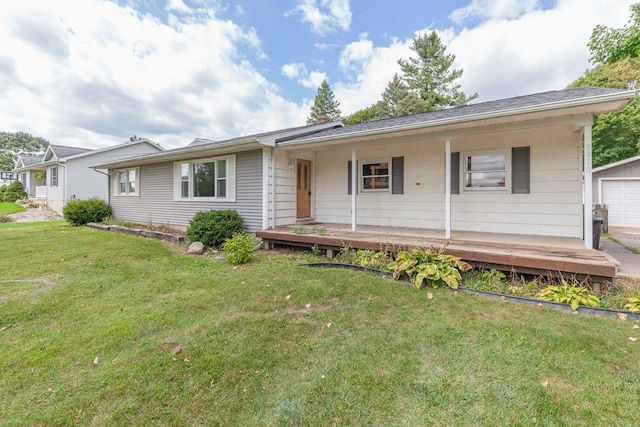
[
  {"xmin": 14, "ymin": 139, "xmax": 164, "ymax": 215},
  {"xmin": 93, "ymin": 87, "xmax": 636, "ymax": 277}
]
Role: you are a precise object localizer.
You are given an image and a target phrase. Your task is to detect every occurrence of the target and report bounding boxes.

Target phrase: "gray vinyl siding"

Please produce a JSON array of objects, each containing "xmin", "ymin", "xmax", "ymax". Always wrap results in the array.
[{"xmin": 109, "ymin": 149, "xmax": 263, "ymax": 231}]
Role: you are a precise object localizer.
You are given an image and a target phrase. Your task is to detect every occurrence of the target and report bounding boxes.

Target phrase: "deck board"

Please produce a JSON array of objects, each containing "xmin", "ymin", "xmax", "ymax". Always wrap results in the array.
[{"xmin": 256, "ymin": 226, "xmax": 616, "ymax": 279}]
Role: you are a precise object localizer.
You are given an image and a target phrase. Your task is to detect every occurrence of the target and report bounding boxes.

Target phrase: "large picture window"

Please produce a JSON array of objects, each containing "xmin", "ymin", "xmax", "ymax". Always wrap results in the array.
[
  {"xmin": 464, "ymin": 152, "xmax": 507, "ymax": 190},
  {"xmin": 175, "ymin": 155, "xmax": 235, "ymax": 201},
  {"xmin": 117, "ymin": 168, "xmax": 139, "ymax": 196}
]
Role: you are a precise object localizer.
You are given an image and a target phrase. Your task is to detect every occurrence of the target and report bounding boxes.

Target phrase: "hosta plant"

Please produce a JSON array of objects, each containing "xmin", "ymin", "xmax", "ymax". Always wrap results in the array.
[
  {"xmin": 388, "ymin": 248, "xmax": 472, "ymax": 289},
  {"xmin": 535, "ymin": 279, "xmax": 601, "ymax": 311},
  {"xmin": 623, "ymin": 295, "xmax": 640, "ymax": 312}
]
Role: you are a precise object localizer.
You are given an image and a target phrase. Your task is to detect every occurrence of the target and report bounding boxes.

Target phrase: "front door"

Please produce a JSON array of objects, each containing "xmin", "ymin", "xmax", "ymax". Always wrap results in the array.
[{"xmin": 296, "ymin": 159, "xmax": 311, "ymax": 218}]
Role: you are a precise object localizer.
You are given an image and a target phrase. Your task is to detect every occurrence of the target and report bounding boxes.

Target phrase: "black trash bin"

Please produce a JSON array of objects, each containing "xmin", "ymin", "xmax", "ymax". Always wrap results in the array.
[{"xmin": 593, "ymin": 217, "xmax": 603, "ymax": 249}]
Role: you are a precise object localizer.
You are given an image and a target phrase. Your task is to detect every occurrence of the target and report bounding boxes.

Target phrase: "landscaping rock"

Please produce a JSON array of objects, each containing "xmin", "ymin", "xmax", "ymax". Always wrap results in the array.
[{"xmin": 186, "ymin": 242, "xmax": 206, "ymax": 255}]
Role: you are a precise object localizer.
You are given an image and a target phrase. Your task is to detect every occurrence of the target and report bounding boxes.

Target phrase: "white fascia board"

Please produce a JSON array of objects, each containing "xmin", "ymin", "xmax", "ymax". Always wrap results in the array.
[
  {"xmin": 90, "ymin": 138, "xmax": 261, "ymax": 169},
  {"xmin": 592, "ymin": 154, "xmax": 640, "ymax": 173},
  {"xmin": 278, "ymin": 90, "xmax": 637, "ymax": 148}
]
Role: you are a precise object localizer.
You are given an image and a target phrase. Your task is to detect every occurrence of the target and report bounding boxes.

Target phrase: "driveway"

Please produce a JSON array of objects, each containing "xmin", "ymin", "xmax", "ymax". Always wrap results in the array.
[{"xmin": 600, "ymin": 227, "xmax": 640, "ymax": 279}]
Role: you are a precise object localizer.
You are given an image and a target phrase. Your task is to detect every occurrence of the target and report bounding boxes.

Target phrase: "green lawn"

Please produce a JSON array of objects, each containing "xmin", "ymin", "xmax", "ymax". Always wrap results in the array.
[
  {"xmin": 1, "ymin": 222, "xmax": 639, "ymax": 426},
  {"xmin": 0, "ymin": 202, "xmax": 26, "ymax": 215}
]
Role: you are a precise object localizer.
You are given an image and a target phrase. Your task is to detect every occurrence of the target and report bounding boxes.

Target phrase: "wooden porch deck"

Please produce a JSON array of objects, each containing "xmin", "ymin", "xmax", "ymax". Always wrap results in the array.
[{"xmin": 256, "ymin": 224, "xmax": 617, "ymax": 280}]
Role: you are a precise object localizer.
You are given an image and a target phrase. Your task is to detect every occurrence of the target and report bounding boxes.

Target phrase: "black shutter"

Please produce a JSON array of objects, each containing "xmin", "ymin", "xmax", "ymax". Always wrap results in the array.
[
  {"xmin": 348, "ymin": 161, "xmax": 354, "ymax": 195},
  {"xmin": 512, "ymin": 146, "xmax": 530, "ymax": 194},
  {"xmin": 450, "ymin": 152, "xmax": 460, "ymax": 194},
  {"xmin": 392, "ymin": 157, "xmax": 404, "ymax": 194}
]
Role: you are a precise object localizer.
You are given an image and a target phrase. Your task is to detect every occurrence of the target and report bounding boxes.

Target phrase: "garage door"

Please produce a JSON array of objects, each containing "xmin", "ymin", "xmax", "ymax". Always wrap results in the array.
[{"xmin": 603, "ymin": 180, "xmax": 640, "ymax": 227}]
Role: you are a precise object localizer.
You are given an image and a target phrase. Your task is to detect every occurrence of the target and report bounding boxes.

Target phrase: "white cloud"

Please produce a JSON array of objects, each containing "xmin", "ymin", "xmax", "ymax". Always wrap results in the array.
[
  {"xmin": 333, "ymin": 0, "xmax": 635, "ymax": 116},
  {"xmin": 450, "ymin": 0, "xmax": 540, "ymax": 24},
  {"xmin": 450, "ymin": 0, "xmax": 635, "ymax": 102},
  {"xmin": 282, "ymin": 63, "xmax": 307, "ymax": 79},
  {"xmin": 282, "ymin": 62, "xmax": 326, "ymax": 89},
  {"xmin": 166, "ymin": 0, "xmax": 192, "ymax": 14},
  {"xmin": 0, "ymin": 0, "xmax": 306, "ymax": 148},
  {"xmin": 287, "ymin": 0, "xmax": 352, "ymax": 34}
]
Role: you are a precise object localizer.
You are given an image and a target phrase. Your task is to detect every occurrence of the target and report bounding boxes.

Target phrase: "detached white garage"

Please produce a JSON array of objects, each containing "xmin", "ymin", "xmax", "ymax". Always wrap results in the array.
[{"xmin": 593, "ymin": 155, "xmax": 640, "ymax": 228}]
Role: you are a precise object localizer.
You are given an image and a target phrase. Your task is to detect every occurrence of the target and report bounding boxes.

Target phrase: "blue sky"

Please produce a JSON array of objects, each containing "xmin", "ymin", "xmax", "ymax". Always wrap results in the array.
[{"xmin": 0, "ymin": 0, "xmax": 635, "ymax": 149}]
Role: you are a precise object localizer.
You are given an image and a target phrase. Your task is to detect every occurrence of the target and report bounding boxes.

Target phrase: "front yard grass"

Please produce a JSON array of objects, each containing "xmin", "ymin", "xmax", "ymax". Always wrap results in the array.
[
  {"xmin": 0, "ymin": 202, "xmax": 26, "ymax": 215},
  {"xmin": 1, "ymin": 222, "xmax": 639, "ymax": 425}
]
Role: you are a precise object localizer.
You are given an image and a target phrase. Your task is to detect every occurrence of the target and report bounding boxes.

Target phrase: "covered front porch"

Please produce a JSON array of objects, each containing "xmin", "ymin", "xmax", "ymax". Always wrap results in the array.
[{"xmin": 256, "ymin": 224, "xmax": 617, "ymax": 280}]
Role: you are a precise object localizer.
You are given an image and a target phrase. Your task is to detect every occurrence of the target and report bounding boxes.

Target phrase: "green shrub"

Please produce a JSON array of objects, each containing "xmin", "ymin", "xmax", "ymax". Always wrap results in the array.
[
  {"xmin": 3, "ymin": 180, "xmax": 27, "ymax": 203},
  {"xmin": 62, "ymin": 198, "xmax": 112, "ymax": 226},
  {"xmin": 388, "ymin": 248, "xmax": 472, "ymax": 289},
  {"xmin": 535, "ymin": 279, "xmax": 601, "ymax": 311},
  {"xmin": 223, "ymin": 232, "xmax": 256, "ymax": 265},
  {"xmin": 186, "ymin": 209, "xmax": 244, "ymax": 248}
]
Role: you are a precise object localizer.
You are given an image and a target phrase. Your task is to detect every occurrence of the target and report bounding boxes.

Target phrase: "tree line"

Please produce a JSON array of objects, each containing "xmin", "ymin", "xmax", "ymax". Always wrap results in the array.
[
  {"xmin": 2, "ymin": 5, "xmax": 639, "ymax": 172},
  {"xmin": 308, "ymin": 4, "xmax": 640, "ymax": 168}
]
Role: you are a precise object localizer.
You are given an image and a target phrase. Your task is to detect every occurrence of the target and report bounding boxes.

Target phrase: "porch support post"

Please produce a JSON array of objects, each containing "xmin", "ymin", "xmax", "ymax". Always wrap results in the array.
[
  {"xmin": 351, "ymin": 150, "xmax": 357, "ymax": 232},
  {"xmin": 262, "ymin": 148, "xmax": 270, "ymax": 230},
  {"xmin": 584, "ymin": 124, "xmax": 593, "ymax": 249},
  {"xmin": 271, "ymin": 147, "xmax": 276, "ymax": 229},
  {"xmin": 445, "ymin": 139, "xmax": 451, "ymax": 239}
]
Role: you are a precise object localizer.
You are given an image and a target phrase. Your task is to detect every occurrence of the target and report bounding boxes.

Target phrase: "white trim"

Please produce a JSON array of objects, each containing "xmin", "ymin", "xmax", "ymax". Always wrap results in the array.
[
  {"xmin": 592, "ymin": 154, "xmax": 640, "ymax": 173},
  {"xmin": 597, "ymin": 176, "xmax": 640, "ymax": 204},
  {"xmin": 262, "ymin": 148, "xmax": 269, "ymax": 230},
  {"xmin": 115, "ymin": 167, "xmax": 140, "ymax": 196},
  {"xmin": 270, "ymin": 148, "xmax": 276, "ymax": 228},
  {"xmin": 461, "ymin": 149, "xmax": 510, "ymax": 192},
  {"xmin": 445, "ymin": 140, "xmax": 451, "ymax": 239},
  {"xmin": 584, "ymin": 125, "xmax": 593, "ymax": 249},
  {"xmin": 359, "ymin": 158, "xmax": 391, "ymax": 193},
  {"xmin": 351, "ymin": 150, "xmax": 357, "ymax": 232},
  {"xmin": 173, "ymin": 155, "xmax": 236, "ymax": 202}
]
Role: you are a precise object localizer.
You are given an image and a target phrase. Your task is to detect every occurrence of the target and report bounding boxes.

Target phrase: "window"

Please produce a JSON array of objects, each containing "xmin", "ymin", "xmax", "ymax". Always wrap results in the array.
[
  {"xmin": 117, "ymin": 168, "xmax": 139, "ymax": 196},
  {"xmin": 51, "ymin": 166, "xmax": 58, "ymax": 187},
  {"xmin": 175, "ymin": 155, "xmax": 235, "ymax": 201},
  {"xmin": 20, "ymin": 173, "xmax": 26, "ymax": 187},
  {"xmin": 463, "ymin": 152, "xmax": 507, "ymax": 190},
  {"xmin": 349, "ymin": 157, "xmax": 404, "ymax": 195},
  {"xmin": 362, "ymin": 161, "xmax": 390, "ymax": 191}
]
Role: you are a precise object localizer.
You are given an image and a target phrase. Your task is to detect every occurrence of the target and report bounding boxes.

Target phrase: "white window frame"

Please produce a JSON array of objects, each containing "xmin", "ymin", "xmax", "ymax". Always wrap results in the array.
[
  {"xmin": 462, "ymin": 150, "xmax": 510, "ymax": 192},
  {"xmin": 174, "ymin": 155, "xmax": 236, "ymax": 202},
  {"xmin": 51, "ymin": 166, "xmax": 58, "ymax": 187},
  {"xmin": 360, "ymin": 158, "xmax": 391, "ymax": 193},
  {"xmin": 116, "ymin": 168, "xmax": 139, "ymax": 196}
]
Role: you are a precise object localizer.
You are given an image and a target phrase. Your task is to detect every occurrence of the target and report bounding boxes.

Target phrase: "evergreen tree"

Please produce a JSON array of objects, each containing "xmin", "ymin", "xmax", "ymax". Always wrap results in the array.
[
  {"xmin": 307, "ymin": 79, "xmax": 342, "ymax": 125},
  {"xmin": 398, "ymin": 31, "xmax": 477, "ymax": 112},
  {"xmin": 375, "ymin": 73, "xmax": 410, "ymax": 119}
]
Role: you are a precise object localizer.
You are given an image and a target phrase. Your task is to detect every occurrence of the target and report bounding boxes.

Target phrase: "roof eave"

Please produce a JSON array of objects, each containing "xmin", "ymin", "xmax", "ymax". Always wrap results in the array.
[
  {"xmin": 278, "ymin": 90, "xmax": 637, "ymax": 148},
  {"xmin": 91, "ymin": 138, "xmax": 261, "ymax": 169}
]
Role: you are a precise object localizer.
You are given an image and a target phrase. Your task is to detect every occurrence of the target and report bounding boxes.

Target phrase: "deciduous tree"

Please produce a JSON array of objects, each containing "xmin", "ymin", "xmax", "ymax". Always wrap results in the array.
[{"xmin": 0, "ymin": 132, "xmax": 49, "ymax": 171}]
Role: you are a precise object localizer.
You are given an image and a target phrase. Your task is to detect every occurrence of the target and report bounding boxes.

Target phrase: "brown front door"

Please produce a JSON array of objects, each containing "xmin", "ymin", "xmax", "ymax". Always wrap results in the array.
[{"xmin": 296, "ymin": 159, "xmax": 311, "ymax": 218}]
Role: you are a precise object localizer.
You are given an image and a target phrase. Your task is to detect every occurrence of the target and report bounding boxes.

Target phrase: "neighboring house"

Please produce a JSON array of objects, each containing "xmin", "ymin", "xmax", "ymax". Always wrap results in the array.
[
  {"xmin": 93, "ymin": 87, "xmax": 636, "ymax": 250},
  {"xmin": 14, "ymin": 139, "xmax": 165, "ymax": 214},
  {"xmin": 13, "ymin": 156, "xmax": 45, "ymax": 196},
  {"xmin": 592, "ymin": 155, "xmax": 640, "ymax": 228},
  {"xmin": 1, "ymin": 171, "xmax": 18, "ymax": 186}
]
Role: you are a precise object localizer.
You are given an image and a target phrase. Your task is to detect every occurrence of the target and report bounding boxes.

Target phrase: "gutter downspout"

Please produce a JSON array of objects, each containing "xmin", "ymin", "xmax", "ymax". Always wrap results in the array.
[{"xmin": 90, "ymin": 167, "xmax": 111, "ymax": 206}]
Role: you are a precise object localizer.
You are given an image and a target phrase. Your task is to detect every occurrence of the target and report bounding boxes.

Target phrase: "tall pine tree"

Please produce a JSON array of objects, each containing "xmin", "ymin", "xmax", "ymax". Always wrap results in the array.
[
  {"xmin": 398, "ymin": 31, "xmax": 477, "ymax": 112},
  {"xmin": 375, "ymin": 73, "xmax": 410, "ymax": 120},
  {"xmin": 307, "ymin": 79, "xmax": 342, "ymax": 125}
]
